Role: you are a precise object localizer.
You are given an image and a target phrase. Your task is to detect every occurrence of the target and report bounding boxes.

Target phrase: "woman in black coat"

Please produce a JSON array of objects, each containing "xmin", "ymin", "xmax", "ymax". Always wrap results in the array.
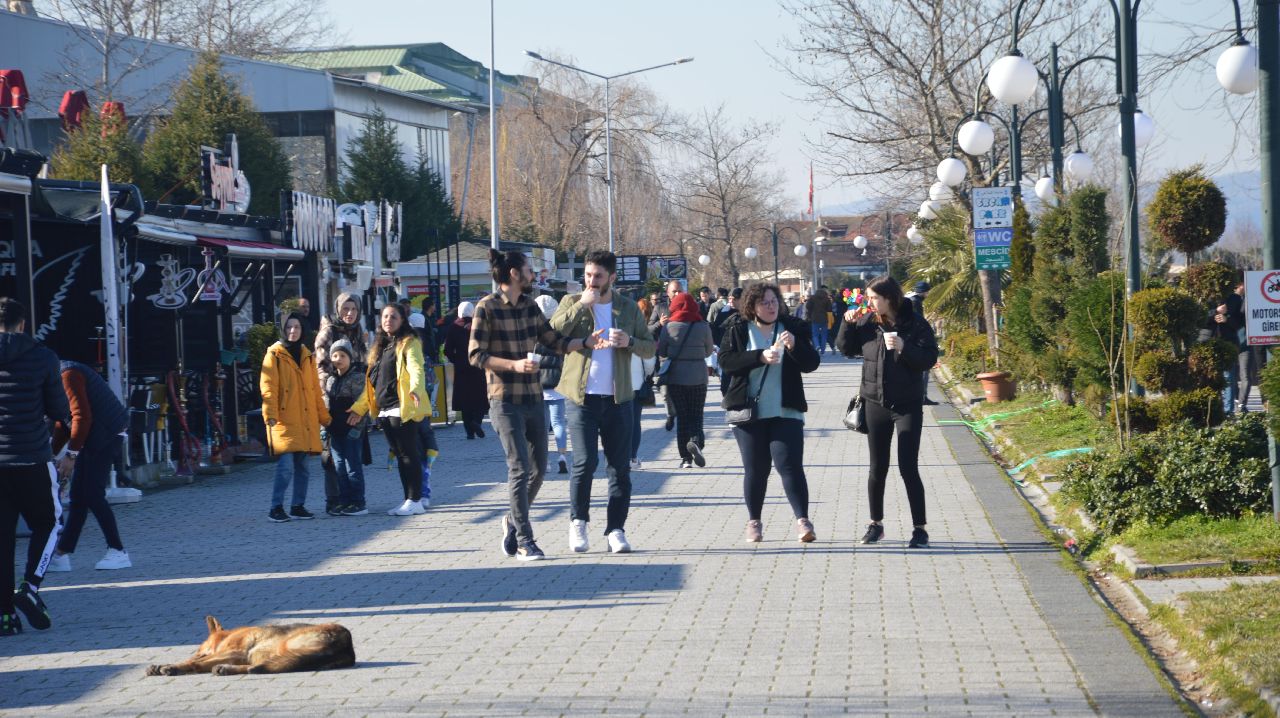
[
  {"xmin": 443, "ymin": 301, "xmax": 488, "ymax": 439},
  {"xmin": 719, "ymin": 283, "xmax": 822, "ymax": 544},
  {"xmin": 836, "ymin": 275, "xmax": 939, "ymax": 549}
]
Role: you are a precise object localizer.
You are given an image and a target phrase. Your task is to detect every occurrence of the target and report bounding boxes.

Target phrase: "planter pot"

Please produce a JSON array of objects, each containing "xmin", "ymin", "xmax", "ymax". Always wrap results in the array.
[{"xmin": 976, "ymin": 371, "xmax": 1017, "ymax": 403}]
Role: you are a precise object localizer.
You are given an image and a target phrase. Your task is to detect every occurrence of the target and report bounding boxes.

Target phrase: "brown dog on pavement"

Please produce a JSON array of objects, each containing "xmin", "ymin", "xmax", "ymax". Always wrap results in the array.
[{"xmin": 146, "ymin": 616, "xmax": 355, "ymax": 676}]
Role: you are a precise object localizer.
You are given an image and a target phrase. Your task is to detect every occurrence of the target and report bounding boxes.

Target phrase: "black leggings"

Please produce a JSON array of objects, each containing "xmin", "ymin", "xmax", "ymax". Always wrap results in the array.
[
  {"xmin": 382, "ymin": 417, "xmax": 423, "ymax": 501},
  {"xmin": 865, "ymin": 399, "xmax": 926, "ymax": 526},
  {"xmin": 733, "ymin": 417, "xmax": 808, "ymax": 521}
]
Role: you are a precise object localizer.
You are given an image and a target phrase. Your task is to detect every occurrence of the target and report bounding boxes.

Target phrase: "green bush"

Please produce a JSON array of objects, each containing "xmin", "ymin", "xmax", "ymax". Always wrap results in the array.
[
  {"xmin": 1146, "ymin": 165, "xmax": 1227, "ymax": 256},
  {"xmin": 246, "ymin": 323, "xmax": 279, "ymax": 371},
  {"xmin": 1133, "ymin": 350, "xmax": 1187, "ymax": 393},
  {"xmin": 1129, "ymin": 287, "xmax": 1202, "ymax": 355},
  {"xmin": 1060, "ymin": 413, "xmax": 1270, "ymax": 535},
  {"xmin": 1149, "ymin": 387, "xmax": 1225, "ymax": 429},
  {"xmin": 1063, "ymin": 272, "xmax": 1125, "ymax": 387},
  {"xmin": 1258, "ymin": 355, "xmax": 1280, "ymax": 437},
  {"xmin": 1187, "ymin": 339, "xmax": 1237, "ymax": 390},
  {"xmin": 1182, "ymin": 261, "xmax": 1238, "ymax": 309},
  {"xmin": 943, "ymin": 330, "xmax": 991, "ymax": 378},
  {"xmin": 1067, "ymin": 186, "xmax": 1111, "ymax": 280},
  {"xmin": 1106, "ymin": 395, "xmax": 1158, "ymax": 434}
]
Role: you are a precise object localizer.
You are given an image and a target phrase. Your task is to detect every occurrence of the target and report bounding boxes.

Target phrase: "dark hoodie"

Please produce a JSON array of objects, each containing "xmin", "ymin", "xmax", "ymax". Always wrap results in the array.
[{"xmin": 0, "ymin": 332, "xmax": 70, "ymax": 465}]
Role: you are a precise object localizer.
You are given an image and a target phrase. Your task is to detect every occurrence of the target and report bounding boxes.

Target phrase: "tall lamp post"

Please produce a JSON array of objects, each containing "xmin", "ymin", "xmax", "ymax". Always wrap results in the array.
[
  {"xmin": 524, "ymin": 51, "xmax": 693, "ymax": 253},
  {"xmin": 749, "ymin": 223, "xmax": 803, "ymax": 284}
]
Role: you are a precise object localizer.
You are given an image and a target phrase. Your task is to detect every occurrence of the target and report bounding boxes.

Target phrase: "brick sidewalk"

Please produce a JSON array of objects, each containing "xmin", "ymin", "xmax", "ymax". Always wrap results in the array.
[{"xmin": 2, "ymin": 355, "xmax": 1179, "ymax": 716}]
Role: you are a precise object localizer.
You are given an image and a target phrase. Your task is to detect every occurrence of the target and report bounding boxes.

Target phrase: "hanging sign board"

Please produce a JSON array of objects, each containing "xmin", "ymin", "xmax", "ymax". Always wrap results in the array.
[
  {"xmin": 1244, "ymin": 269, "xmax": 1280, "ymax": 345},
  {"xmin": 971, "ymin": 186, "xmax": 1013, "ymax": 229},
  {"xmin": 974, "ymin": 227, "xmax": 1013, "ymax": 271}
]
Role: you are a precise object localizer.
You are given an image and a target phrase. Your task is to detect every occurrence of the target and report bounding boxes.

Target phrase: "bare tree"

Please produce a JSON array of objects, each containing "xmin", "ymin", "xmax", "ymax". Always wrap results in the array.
[{"xmin": 668, "ymin": 106, "xmax": 786, "ymax": 288}]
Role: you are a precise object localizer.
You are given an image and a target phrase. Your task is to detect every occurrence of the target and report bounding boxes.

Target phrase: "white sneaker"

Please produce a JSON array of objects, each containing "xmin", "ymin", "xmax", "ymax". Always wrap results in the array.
[
  {"xmin": 570, "ymin": 519, "xmax": 590, "ymax": 553},
  {"xmin": 389, "ymin": 500, "xmax": 419, "ymax": 516},
  {"xmin": 607, "ymin": 529, "xmax": 632, "ymax": 554},
  {"xmin": 95, "ymin": 549, "xmax": 131, "ymax": 570},
  {"xmin": 420, "ymin": 497, "xmax": 431, "ymax": 510},
  {"xmin": 410, "ymin": 500, "xmax": 427, "ymax": 515},
  {"xmin": 47, "ymin": 553, "xmax": 71, "ymax": 572},
  {"xmin": 630, "ymin": 458, "xmax": 642, "ymax": 470}
]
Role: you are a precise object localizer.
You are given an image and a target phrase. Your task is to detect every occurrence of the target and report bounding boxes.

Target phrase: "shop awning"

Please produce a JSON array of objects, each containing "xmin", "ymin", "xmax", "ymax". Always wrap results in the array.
[
  {"xmin": 135, "ymin": 223, "xmax": 196, "ymax": 246},
  {"xmin": 197, "ymin": 236, "xmax": 304, "ymax": 260}
]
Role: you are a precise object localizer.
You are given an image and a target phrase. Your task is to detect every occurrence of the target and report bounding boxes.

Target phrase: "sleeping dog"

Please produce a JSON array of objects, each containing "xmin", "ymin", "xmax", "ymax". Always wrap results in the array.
[{"xmin": 146, "ymin": 616, "xmax": 355, "ymax": 676}]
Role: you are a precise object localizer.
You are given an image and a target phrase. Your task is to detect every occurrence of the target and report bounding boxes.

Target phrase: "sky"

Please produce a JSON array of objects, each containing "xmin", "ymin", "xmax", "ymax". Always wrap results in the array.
[{"xmin": 324, "ymin": 0, "xmax": 1257, "ymax": 216}]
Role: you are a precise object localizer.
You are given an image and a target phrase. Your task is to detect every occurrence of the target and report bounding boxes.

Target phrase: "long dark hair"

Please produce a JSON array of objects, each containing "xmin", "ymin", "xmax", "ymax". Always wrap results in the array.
[
  {"xmin": 866, "ymin": 275, "xmax": 905, "ymax": 325},
  {"xmin": 368, "ymin": 302, "xmax": 415, "ymax": 365}
]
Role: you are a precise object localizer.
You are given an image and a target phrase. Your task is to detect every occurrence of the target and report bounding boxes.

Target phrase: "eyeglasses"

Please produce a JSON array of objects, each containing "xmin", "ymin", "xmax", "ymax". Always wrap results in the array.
[{"xmin": 758, "ymin": 299, "xmax": 780, "ymax": 308}]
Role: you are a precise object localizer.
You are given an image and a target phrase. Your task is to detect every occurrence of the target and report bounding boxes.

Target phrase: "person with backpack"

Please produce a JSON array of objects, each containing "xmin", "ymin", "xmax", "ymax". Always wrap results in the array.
[{"xmin": 46, "ymin": 360, "xmax": 132, "ymax": 572}]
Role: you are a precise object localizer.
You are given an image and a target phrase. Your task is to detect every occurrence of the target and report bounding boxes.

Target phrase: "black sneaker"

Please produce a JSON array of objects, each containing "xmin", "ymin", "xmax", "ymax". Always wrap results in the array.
[
  {"xmin": 268, "ymin": 506, "xmax": 290, "ymax": 523},
  {"xmin": 558, "ymin": 457, "xmax": 568, "ymax": 474},
  {"xmin": 340, "ymin": 504, "xmax": 368, "ymax": 516},
  {"xmin": 516, "ymin": 541, "xmax": 545, "ymax": 562},
  {"xmin": 13, "ymin": 582, "xmax": 50, "ymax": 630},
  {"xmin": 500, "ymin": 516, "xmax": 517, "ymax": 557},
  {"xmin": 859, "ymin": 523, "xmax": 884, "ymax": 545},
  {"xmin": 922, "ymin": 398, "xmax": 939, "ymax": 406},
  {"xmin": 289, "ymin": 505, "xmax": 315, "ymax": 520},
  {"xmin": 0, "ymin": 612, "xmax": 21, "ymax": 636},
  {"xmin": 325, "ymin": 503, "xmax": 344, "ymax": 517},
  {"xmin": 687, "ymin": 441, "xmax": 706, "ymax": 467},
  {"xmin": 909, "ymin": 527, "xmax": 929, "ymax": 548}
]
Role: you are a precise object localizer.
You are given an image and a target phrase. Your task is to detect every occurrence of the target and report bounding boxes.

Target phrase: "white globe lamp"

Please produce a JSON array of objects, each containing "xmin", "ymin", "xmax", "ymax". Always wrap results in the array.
[
  {"xmin": 853, "ymin": 234, "xmax": 869, "ymax": 250},
  {"xmin": 1034, "ymin": 177, "xmax": 1056, "ymax": 204},
  {"xmin": 1217, "ymin": 42, "xmax": 1259, "ymax": 95},
  {"xmin": 936, "ymin": 157, "xmax": 967, "ymax": 187},
  {"xmin": 1065, "ymin": 151, "xmax": 1094, "ymax": 183},
  {"xmin": 907, "ymin": 225, "xmax": 924, "ymax": 243},
  {"xmin": 986, "ymin": 53, "xmax": 1039, "ymax": 105},
  {"xmin": 1118, "ymin": 111, "xmax": 1156, "ymax": 148},
  {"xmin": 744, "ymin": 247, "xmax": 758, "ymax": 259},
  {"xmin": 929, "ymin": 181, "xmax": 953, "ymax": 202},
  {"xmin": 918, "ymin": 200, "xmax": 939, "ymax": 221},
  {"xmin": 698, "ymin": 254, "xmax": 711, "ymax": 266},
  {"xmin": 793, "ymin": 245, "xmax": 808, "ymax": 257},
  {"xmin": 957, "ymin": 120, "xmax": 995, "ymax": 156}
]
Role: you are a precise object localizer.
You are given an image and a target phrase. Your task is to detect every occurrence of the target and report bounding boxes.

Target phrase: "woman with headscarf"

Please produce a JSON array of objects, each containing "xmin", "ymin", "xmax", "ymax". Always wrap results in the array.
[
  {"xmin": 261, "ymin": 313, "xmax": 331, "ymax": 523},
  {"xmin": 444, "ymin": 301, "xmax": 488, "ymax": 439},
  {"xmin": 358, "ymin": 303, "xmax": 432, "ymax": 516},
  {"xmin": 315, "ymin": 292, "xmax": 369, "ymax": 387},
  {"xmin": 534, "ymin": 294, "xmax": 570, "ymax": 474},
  {"xmin": 656, "ymin": 292, "xmax": 716, "ymax": 468}
]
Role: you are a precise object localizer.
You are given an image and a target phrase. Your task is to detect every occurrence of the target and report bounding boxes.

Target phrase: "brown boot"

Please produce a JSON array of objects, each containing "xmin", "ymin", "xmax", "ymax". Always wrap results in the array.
[{"xmin": 796, "ymin": 518, "xmax": 816, "ymax": 543}]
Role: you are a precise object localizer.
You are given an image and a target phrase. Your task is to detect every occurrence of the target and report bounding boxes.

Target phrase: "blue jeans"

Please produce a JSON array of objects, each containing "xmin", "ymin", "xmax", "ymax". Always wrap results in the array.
[
  {"xmin": 271, "ymin": 452, "xmax": 310, "ymax": 508},
  {"xmin": 1223, "ymin": 363, "xmax": 1240, "ymax": 414},
  {"xmin": 328, "ymin": 432, "xmax": 365, "ymax": 506},
  {"xmin": 545, "ymin": 398, "xmax": 568, "ymax": 454},
  {"xmin": 812, "ymin": 323, "xmax": 829, "ymax": 354},
  {"xmin": 567, "ymin": 394, "xmax": 634, "ymax": 534}
]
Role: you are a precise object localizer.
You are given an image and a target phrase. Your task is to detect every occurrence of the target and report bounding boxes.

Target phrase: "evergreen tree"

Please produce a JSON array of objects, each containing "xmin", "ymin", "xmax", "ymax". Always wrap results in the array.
[
  {"xmin": 142, "ymin": 53, "xmax": 291, "ymax": 216},
  {"xmin": 338, "ymin": 109, "xmax": 467, "ymax": 260},
  {"xmin": 48, "ymin": 109, "xmax": 145, "ymax": 184}
]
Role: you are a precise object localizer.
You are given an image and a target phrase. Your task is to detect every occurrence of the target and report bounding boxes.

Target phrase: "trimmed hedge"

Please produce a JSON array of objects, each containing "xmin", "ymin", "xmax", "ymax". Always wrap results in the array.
[{"xmin": 1060, "ymin": 413, "xmax": 1270, "ymax": 535}]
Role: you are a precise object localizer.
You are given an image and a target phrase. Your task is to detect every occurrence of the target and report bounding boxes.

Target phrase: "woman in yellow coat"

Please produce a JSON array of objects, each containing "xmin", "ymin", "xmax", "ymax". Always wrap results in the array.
[
  {"xmin": 357, "ymin": 303, "xmax": 431, "ymax": 516},
  {"xmin": 261, "ymin": 313, "xmax": 331, "ymax": 523}
]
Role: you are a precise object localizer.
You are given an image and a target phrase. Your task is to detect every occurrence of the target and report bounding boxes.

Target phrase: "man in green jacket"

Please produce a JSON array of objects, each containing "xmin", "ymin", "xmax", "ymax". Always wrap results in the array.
[{"xmin": 551, "ymin": 250, "xmax": 656, "ymax": 554}]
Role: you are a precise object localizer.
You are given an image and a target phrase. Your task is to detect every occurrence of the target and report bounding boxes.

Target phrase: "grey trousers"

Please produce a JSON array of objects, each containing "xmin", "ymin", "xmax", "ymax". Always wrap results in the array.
[{"xmin": 489, "ymin": 398, "xmax": 548, "ymax": 545}]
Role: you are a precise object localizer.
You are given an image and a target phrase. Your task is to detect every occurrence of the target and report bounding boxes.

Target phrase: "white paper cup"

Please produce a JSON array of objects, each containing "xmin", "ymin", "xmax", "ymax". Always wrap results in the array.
[
  {"xmin": 527, "ymin": 352, "xmax": 541, "ymax": 364},
  {"xmin": 883, "ymin": 331, "xmax": 898, "ymax": 347}
]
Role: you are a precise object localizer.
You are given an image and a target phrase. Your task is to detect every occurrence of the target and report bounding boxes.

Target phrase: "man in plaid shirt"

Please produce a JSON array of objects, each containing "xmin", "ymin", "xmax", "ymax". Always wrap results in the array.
[{"xmin": 469, "ymin": 250, "xmax": 602, "ymax": 561}]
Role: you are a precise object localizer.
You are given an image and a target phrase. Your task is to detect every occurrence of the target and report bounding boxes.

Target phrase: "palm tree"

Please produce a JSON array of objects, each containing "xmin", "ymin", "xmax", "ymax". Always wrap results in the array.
[{"xmin": 909, "ymin": 205, "xmax": 1009, "ymax": 334}]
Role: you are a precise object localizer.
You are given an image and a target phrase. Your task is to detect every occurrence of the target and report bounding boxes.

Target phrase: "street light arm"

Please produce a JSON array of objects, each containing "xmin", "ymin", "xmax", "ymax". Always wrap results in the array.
[
  {"xmin": 1060, "ymin": 54, "xmax": 1118, "ymax": 87},
  {"xmin": 524, "ymin": 51, "xmax": 609, "ymax": 80},
  {"xmin": 1228, "ymin": 0, "xmax": 1245, "ymax": 40},
  {"xmin": 607, "ymin": 58, "xmax": 695, "ymax": 81}
]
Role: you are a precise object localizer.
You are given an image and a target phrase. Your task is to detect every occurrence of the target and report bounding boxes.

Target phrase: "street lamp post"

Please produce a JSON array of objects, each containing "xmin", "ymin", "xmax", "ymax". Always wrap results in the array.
[
  {"xmin": 525, "ymin": 51, "xmax": 693, "ymax": 253},
  {"xmin": 753, "ymin": 223, "xmax": 803, "ymax": 285}
]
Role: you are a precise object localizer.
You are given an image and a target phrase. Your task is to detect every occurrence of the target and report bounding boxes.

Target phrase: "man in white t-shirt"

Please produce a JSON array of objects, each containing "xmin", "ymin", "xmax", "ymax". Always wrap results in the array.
[{"xmin": 550, "ymin": 251, "xmax": 656, "ymax": 554}]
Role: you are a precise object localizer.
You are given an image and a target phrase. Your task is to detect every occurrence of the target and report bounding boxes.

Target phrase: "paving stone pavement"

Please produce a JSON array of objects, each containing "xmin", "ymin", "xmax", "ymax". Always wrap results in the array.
[
  {"xmin": 2, "ymin": 355, "xmax": 1181, "ymax": 716},
  {"xmin": 1134, "ymin": 575, "xmax": 1280, "ymax": 606}
]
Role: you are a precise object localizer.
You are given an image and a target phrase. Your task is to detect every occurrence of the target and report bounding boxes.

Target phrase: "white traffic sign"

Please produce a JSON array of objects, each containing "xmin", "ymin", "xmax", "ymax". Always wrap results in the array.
[
  {"xmin": 1245, "ymin": 269, "xmax": 1280, "ymax": 345},
  {"xmin": 972, "ymin": 187, "xmax": 1013, "ymax": 229}
]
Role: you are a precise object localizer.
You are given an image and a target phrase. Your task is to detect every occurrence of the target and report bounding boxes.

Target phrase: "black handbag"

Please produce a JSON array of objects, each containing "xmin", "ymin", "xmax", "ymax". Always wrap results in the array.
[{"xmin": 843, "ymin": 394, "xmax": 867, "ymax": 434}]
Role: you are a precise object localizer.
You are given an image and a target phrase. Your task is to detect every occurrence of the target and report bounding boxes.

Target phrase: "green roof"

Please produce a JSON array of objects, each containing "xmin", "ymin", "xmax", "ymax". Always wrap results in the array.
[{"xmin": 279, "ymin": 48, "xmax": 411, "ymax": 71}]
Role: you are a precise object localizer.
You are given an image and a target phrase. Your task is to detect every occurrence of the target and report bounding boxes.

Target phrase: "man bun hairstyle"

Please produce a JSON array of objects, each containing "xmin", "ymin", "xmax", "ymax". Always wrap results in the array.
[
  {"xmin": 489, "ymin": 249, "xmax": 528, "ymax": 284},
  {"xmin": 0, "ymin": 297, "xmax": 25, "ymax": 331},
  {"xmin": 584, "ymin": 249, "xmax": 617, "ymax": 275}
]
